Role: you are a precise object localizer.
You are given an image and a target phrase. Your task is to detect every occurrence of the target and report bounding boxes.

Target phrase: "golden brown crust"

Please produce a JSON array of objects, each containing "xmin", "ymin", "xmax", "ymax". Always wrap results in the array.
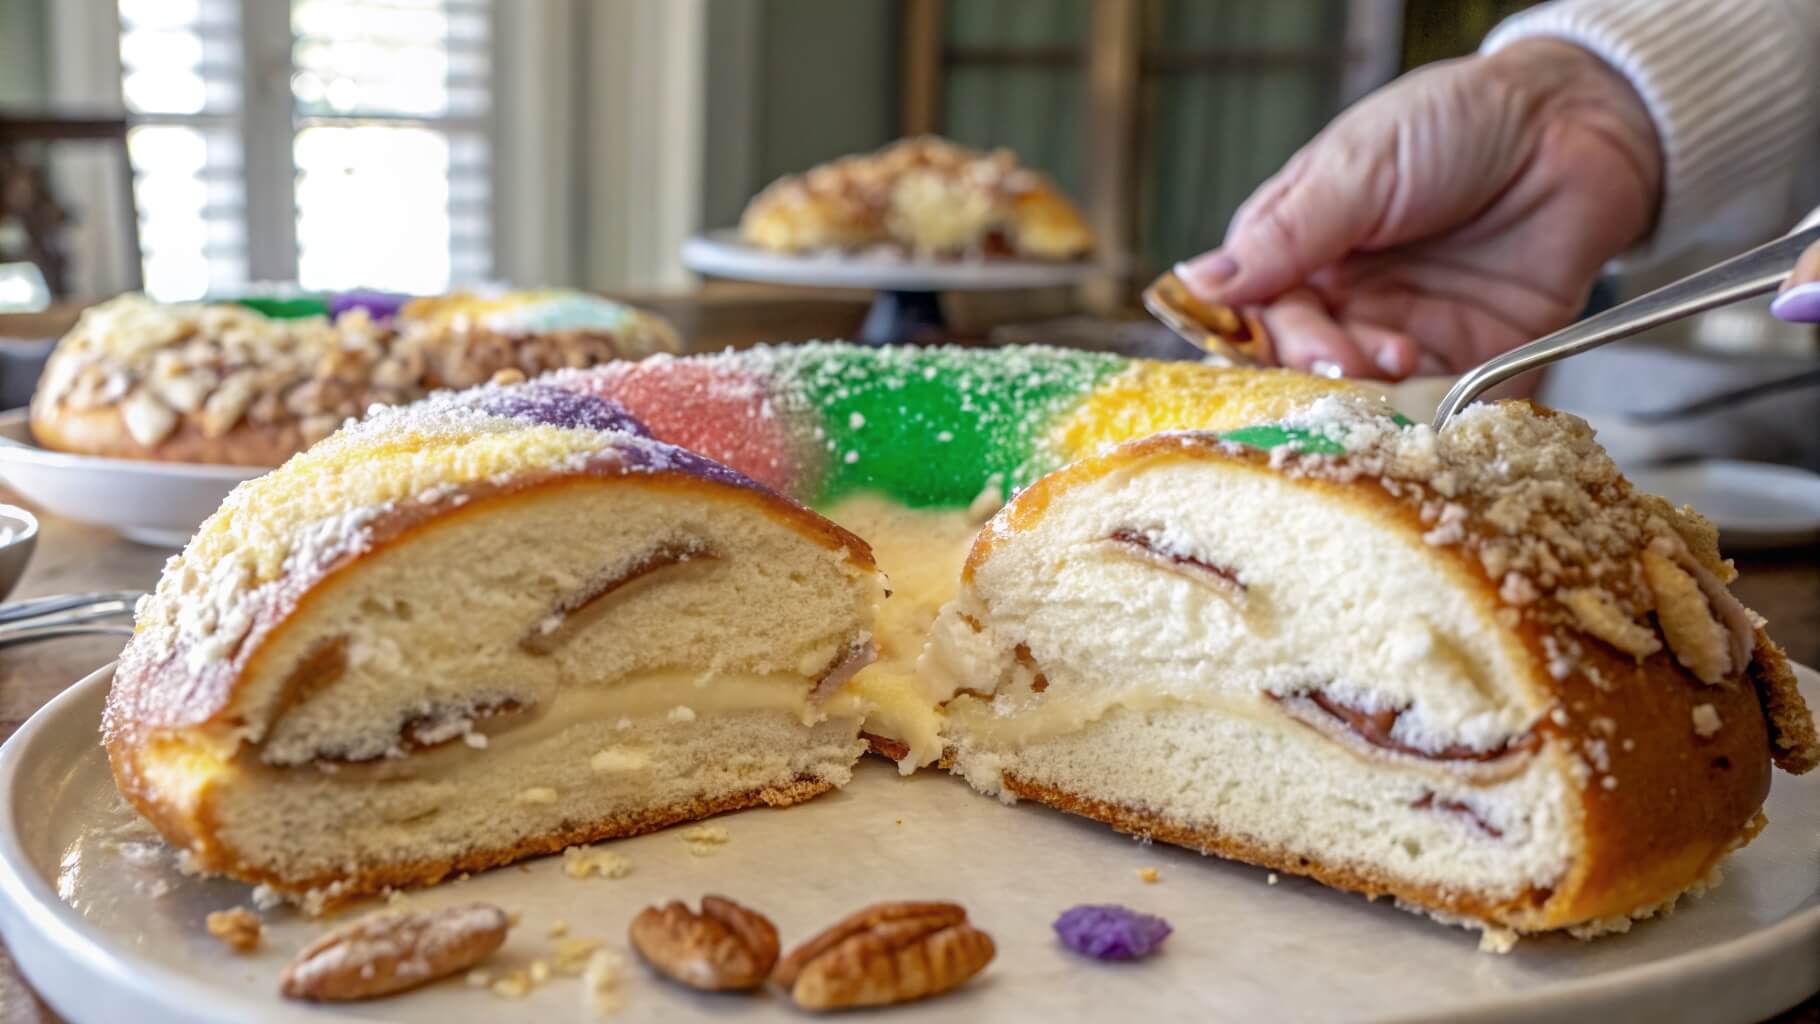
[
  {"xmin": 29, "ymin": 402, "xmax": 309, "ymax": 467},
  {"xmin": 157, "ymin": 773, "xmax": 832, "ymax": 910},
  {"xmin": 1749, "ymin": 629, "xmax": 1819, "ymax": 774},
  {"xmin": 999, "ymin": 769, "xmax": 1747, "ymax": 935},
  {"xmin": 741, "ymin": 136, "xmax": 1092, "ymax": 260}
]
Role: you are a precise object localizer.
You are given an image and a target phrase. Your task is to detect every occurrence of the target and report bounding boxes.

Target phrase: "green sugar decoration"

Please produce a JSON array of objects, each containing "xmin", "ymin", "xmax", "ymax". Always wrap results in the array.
[{"xmin": 774, "ymin": 345, "xmax": 1124, "ymax": 507}]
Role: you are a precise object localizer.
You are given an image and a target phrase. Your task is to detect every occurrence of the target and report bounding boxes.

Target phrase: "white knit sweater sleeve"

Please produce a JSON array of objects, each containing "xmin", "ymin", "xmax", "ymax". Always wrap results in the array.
[{"xmin": 1483, "ymin": 0, "xmax": 1820, "ymax": 265}]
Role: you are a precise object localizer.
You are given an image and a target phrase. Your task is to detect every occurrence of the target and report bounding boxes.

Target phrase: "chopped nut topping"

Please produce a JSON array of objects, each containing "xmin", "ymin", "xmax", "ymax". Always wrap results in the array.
[
  {"xmin": 205, "ymin": 907, "xmax": 261, "ymax": 953},
  {"xmin": 563, "ymin": 844, "xmax": 633, "ymax": 880}
]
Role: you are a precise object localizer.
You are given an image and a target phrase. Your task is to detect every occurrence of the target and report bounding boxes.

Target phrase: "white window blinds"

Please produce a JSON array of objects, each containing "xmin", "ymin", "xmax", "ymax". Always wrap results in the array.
[{"xmin": 118, "ymin": 0, "xmax": 495, "ymax": 300}]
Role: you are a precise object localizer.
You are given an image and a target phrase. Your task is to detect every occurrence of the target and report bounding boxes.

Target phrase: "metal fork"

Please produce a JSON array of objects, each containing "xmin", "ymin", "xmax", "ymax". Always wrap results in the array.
[
  {"xmin": 1432, "ymin": 221, "xmax": 1820, "ymax": 430},
  {"xmin": 0, "ymin": 591, "xmax": 143, "ymax": 647}
]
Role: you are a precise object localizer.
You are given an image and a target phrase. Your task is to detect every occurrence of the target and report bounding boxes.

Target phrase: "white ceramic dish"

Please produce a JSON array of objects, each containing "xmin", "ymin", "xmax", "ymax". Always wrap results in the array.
[
  {"xmin": 1623, "ymin": 460, "xmax": 1820, "ymax": 551},
  {"xmin": 1, "ymin": 665, "xmax": 1816, "ymax": 1024},
  {"xmin": 0, "ymin": 409, "xmax": 259, "ymax": 548},
  {"xmin": 682, "ymin": 228, "xmax": 1098, "ymax": 292}
]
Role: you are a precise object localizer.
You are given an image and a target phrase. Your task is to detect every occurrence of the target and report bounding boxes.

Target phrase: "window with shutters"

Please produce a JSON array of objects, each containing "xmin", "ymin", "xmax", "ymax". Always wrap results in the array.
[{"xmin": 117, "ymin": 0, "xmax": 495, "ymax": 301}]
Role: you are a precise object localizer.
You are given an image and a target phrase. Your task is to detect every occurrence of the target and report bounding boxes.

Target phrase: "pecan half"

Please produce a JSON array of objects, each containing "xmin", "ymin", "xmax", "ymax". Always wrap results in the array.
[
  {"xmin": 628, "ymin": 895, "xmax": 779, "ymax": 991},
  {"xmin": 772, "ymin": 901, "xmax": 994, "ymax": 1012},
  {"xmin": 279, "ymin": 903, "xmax": 510, "ymax": 1002}
]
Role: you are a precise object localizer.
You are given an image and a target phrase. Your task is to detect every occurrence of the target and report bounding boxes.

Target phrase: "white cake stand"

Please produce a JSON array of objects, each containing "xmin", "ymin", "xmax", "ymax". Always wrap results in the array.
[{"xmin": 681, "ymin": 229, "xmax": 1098, "ymax": 344}]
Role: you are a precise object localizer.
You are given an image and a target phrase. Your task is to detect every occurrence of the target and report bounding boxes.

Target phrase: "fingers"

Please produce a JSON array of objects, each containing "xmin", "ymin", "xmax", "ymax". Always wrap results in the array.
[
  {"xmin": 1769, "ymin": 239, "xmax": 1820, "ymax": 323},
  {"xmin": 1258, "ymin": 289, "xmax": 1419, "ymax": 380},
  {"xmin": 1176, "ymin": 142, "xmax": 1395, "ymax": 309}
]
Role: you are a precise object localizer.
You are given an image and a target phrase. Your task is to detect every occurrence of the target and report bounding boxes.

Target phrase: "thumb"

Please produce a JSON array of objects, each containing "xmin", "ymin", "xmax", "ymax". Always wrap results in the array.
[{"xmin": 1177, "ymin": 145, "xmax": 1392, "ymax": 306}]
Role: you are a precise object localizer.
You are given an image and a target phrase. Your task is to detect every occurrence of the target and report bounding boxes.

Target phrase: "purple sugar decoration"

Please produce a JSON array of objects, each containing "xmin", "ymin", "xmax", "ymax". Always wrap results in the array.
[
  {"xmin": 1053, "ymin": 904, "xmax": 1172, "ymax": 961},
  {"xmin": 328, "ymin": 289, "xmax": 410, "ymax": 321},
  {"xmin": 466, "ymin": 382, "xmax": 767, "ymax": 493},
  {"xmin": 470, "ymin": 383, "xmax": 652, "ymax": 437}
]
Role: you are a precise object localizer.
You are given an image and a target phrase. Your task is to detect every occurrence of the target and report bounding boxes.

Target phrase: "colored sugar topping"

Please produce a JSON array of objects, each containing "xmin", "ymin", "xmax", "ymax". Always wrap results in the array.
[
  {"xmin": 327, "ymin": 289, "xmax": 410, "ymax": 321},
  {"xmin": 229, "ymin": 294, "xmax": 332, "ymax": 320},
  {"xmin": 563, "ymin": 357, "xmax": 812, "ymax": 497},
  {"xmin": 401, "ymin": 290, "xmax": 640, "ymax": 334},
  {"xmin": 769, "ymin": 344, "xmax": 1124, "ymax": 507},
  {"xmin": 1053, "ymin": 904, "xmax": 1172, "ymax": 961},
  {"xmin": 470, "ymin": 382, "xmax": 651, "ymax": 436},
  {"xmin": 1054, "ymin": 359, "xmax": 1353, "ymax": 460},
  {"xmin": 176, "ymin": 383, "xmax": 713, "ymax": 588},
  {"xmin": 562, "ymin": 343, "xmax": 1375, "ymax": 513}
]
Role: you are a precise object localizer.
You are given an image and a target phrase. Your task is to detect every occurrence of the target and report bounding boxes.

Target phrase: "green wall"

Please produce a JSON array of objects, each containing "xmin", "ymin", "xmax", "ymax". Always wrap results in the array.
[{"xmin": 0, "ymin": 0, "xmax": 49, "ymax": 105}]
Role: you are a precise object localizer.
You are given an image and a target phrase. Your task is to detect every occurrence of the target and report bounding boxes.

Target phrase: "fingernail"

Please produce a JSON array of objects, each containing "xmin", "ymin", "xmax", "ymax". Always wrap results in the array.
[
  {"xmin": 1309, "ymin": 359, "xmax": 1345, "ymax": 379},
  {"xmin": 1176, "ymin": 253, "xmax": 1239, "ymax": 287},
  {"xmin": 1374, "ymin": 346, "xmax": 1405, "ymax": 377},
  {"xmin": 1770, "ymin": 281, "xmax": 1820, "ymax": 323}
]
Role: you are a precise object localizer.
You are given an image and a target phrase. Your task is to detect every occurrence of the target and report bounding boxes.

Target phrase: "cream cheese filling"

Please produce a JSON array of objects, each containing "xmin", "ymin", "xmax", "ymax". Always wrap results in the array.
[
  {"xmin": 263, "ymin": 671, "xmax": 867, "ymax": 781},
  {"xmin": 819, "ymin": 496, "xmax": 983, "ymax": 770}
]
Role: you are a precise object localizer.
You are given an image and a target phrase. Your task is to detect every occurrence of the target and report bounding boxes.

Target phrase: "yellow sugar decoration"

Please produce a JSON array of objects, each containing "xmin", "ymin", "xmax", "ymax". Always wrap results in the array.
[
  {"xmin": 1053, "ymin": 362, "xmax": 1357, "ymax": 461},
  {"xmin": 185, "ymin": 419, "xmax": 602, "ymax": 584}
]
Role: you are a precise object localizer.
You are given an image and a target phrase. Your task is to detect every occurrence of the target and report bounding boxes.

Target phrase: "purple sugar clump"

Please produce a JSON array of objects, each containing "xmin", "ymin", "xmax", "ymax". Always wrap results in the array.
[
  {"xmin": 1053, "ymin": 904, "xmax": 1171, "ymax": 961},
  {"xmin": 328, "ymin": 289, "xmax": 409, "ymax": 321},
  {"xmin": 470, "ymin": 383, "xmax": 652, "ymax": 437}
]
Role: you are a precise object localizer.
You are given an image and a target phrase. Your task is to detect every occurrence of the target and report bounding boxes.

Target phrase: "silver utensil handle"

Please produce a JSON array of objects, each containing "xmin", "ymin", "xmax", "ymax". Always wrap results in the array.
[
  {"xmin": 1431, "ymin": 221, "xmax": 1820, "ymax": 430},
  {"xmin": 0, "ymin": 590, "xmax": 144, "ymax": 624},
  {"xmin": 0, "ymin": 623, "xmax": 134, "ymax": 648},
  {"xmin": 0, "ymin": 600, "xmax": 138, "ymax": 643}
]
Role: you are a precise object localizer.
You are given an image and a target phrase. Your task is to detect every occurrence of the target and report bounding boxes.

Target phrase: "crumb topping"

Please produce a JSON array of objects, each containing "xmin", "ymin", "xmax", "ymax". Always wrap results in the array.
[{"xmin": 1246, "ymin": 398, "xmax": 1756, "ymax": 687}]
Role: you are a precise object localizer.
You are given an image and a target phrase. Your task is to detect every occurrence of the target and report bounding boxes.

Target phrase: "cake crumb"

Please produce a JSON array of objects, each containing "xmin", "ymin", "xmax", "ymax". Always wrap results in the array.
[
  {"xmin": 250, "ymin": 883, "xmax": 283, "ymax": 910},
  {"xmin": 463, "ymin": 731, "xmax": 489, "ymax": 749},
  {"xmin": 554, "ymin": 936, "xmax": 605, "ymax": 975},
  {"xmin": 517, "ymin": 786, "xmax": 559, "ymax": 804},
  {"xmin": 680, "ymin": 825, "xmax": 730, "ymax": 856},
  {"xmin": 1266, "ymin": 873, "xmax": 1279, "ymax": 886},
  {"xmin": 1477, "ymin": 926, "xmax": 1519, "ymax": 955},
  {"xmin": 384, "ymin": 888, "xmax": 409, "ymax": 907},
  {"xmin": 1601, "ymin": 776, "xmax": 1619, "ymax": 791},
  {"xmin": 1692, "ymin": 703, "xmax": 1722, "ymax": 738},
  {"xmin": 492, "ymin": 969, "xmax": 532, "ymax": 999},
  {"xmin": 530, "ymin": 960, "xmax": 551, "ymax": 984},
  {"xmin": 1137, "ymin": 867, "xmax": 1160, "ymax": 884},
  {"xmin": 667, "ymin": 705, "xmax": 697, "ymax": 723},
  {"xmin": 583, "ymin": 948, "xmax": 628, "ymax": 1015},
  {"xmin": 466, "ymin": 968, "xmax": 492, "ymax": 988},
  {"xmin": 563, "ymin": 844, "xmax": 633, "ymax": 880},
  {"xmin": 204, "ymin": 908, "xmax": 260, "ymax": 953},
  {"xmin": 548, "ymin": 919, "xmax": 570, "ymax": 938}
]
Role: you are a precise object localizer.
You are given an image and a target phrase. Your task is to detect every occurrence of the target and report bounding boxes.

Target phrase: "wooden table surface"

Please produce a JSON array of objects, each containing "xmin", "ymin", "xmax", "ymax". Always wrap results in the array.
[{"xmin": 0, "ymin": 299, "xmax": 1816, "ymax": 1020}]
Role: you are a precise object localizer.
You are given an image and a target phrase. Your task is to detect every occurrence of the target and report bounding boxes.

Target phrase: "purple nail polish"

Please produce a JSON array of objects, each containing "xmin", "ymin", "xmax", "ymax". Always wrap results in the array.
[{"xmin": 1770, "ymin": 282, "xmax": 1820, "ymax": 323}]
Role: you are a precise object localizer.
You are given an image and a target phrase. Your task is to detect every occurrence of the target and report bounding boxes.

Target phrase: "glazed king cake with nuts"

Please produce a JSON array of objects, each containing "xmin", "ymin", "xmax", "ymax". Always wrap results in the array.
[
  {"xmin": 30, "ymin": 289, "xmax": 679, "ymax": 466},
  {"xmin": 104, "ymin": 343, "xmax": 1816, "ymax": 945}
]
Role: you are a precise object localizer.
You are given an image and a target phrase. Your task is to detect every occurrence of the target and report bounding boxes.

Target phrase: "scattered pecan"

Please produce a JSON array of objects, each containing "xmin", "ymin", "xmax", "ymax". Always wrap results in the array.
[
  {"xmin": 278, "ymin": 903, "xmax": 510, "ymax": 1002},
  {"xmin": 205, "ymin": 907, "xmax": 261, "ymax": 953},
  {"xmin": 771, "ymin": 901, "xmax": 994, "ymax": 1011},
  {"xmin": 629, "ymin": 895, "xmax": 778, "ymax": 991}
]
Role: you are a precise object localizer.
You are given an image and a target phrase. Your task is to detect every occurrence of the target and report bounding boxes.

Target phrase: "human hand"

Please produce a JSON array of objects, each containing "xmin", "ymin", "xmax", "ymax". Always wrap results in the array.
[
  {"xmin": 1176, "ymin": 39, "xmax": 1663, "ymax": 379},
  {"xmin": 1769, "ymin": 235, "xmax": 1820, "ymax": 322}
]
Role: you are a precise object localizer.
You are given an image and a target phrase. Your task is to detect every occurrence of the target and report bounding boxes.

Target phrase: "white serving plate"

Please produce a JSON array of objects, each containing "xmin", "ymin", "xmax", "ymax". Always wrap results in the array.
[
  {"xmin": 0, "ymin": 409, "xmax": 259, "ymax": 548},
  {"xmin": 682, "ymin": 229, "xmax": 1098, "ymax": 292},
  {"xmin": 2, "ymin": 665, "xmax": 1816, "ymax": 1024},
  {"xmin": 1623, "ymin": 460, "xmax": 1820, "ymax": 552}
]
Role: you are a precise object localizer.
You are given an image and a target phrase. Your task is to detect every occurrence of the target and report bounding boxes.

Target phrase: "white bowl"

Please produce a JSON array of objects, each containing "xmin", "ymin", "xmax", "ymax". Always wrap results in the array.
[{"xmin": 0, "ymin": 409, "xmax": 258, "ymax": 548}]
